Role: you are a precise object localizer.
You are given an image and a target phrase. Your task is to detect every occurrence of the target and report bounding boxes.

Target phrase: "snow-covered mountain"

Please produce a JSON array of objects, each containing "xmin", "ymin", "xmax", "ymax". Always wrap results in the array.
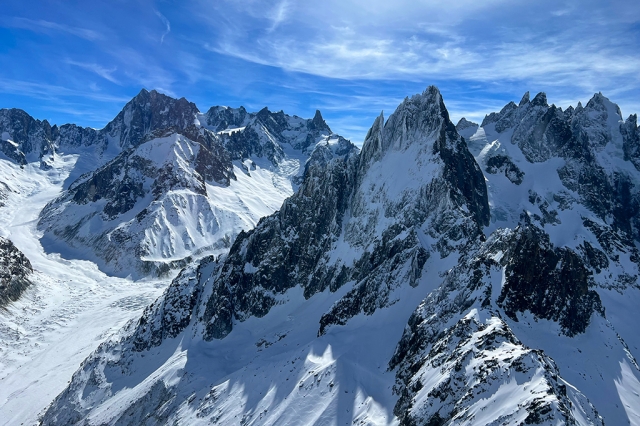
[
  {"xmin": 39, "ymin": 86, "xmax": 640, "ymax": 425},
  {"xmin": 0, "ymin": 85, "xmax": 638, "ymax": 425},
  {"xmin": 1, "ymin": 90, "xmax": 336, "ymax": 277}
]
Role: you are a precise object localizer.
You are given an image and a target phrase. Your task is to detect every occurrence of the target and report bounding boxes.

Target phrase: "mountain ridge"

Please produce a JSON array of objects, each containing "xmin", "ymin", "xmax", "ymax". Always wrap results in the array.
[{"xmin": 0, "ymin": 89, "xmax": 338, "ymax": 277}]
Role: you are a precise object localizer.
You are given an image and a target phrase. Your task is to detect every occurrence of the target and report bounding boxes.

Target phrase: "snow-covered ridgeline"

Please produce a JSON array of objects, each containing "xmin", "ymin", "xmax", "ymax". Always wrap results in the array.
[{"xmin": 1, "ymin": 85, "xmax": 639, "ymax": 424}]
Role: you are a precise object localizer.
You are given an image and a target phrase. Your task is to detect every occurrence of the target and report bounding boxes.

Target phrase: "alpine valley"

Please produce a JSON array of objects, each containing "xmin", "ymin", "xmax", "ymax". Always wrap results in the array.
[{"xmin": 1, "ymin": 85, "xmax": 639, "ymax": 425}]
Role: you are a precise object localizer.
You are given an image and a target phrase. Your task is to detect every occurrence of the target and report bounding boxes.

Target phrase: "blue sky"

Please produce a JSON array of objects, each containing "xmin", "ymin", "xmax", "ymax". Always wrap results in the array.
[{"xmin": 0, "ymin": 0, "xmax": 638, "ymax": 144}]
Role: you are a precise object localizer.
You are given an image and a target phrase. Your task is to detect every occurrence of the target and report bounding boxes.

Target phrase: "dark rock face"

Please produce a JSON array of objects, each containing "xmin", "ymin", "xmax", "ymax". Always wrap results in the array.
[
  {"xmin": 0, "ymin": 237, "xmax": 33, "ymax": 307},
  {"xmin": 204, "ymin": 105, "xmax": 249, "ymax": 131},
  {"xmin": 103, "ymin": 89, "xmax": 201, "ymax": 151},
  {"xmin": 0, "ymin": 89, "xmax": 201, "ymax": 167},
  {"xmin": 436, "ymin": 116, "xmax": 490, "ymax": 229},
  {"xmin": 131, "ymin": 259, "xmax": 209, "ymax": 352},
  {"xmin": 0, "ymin": 108, "xmax": 56, "ymax": 164},
  {"xmin": 201, "ymin": 137, "xmax": 358, "ymax": 340},
  {"xmin": 0, "ymin": 181, "xmax": 11, "ymax": 208},
  {"xmin": 497, "ymin": 225, "xmax": 604, "ymax": 336},
  {"xmin": 485, "ymin": 154, "xmax": 524, "ymax": 184},
  {"xmin": 622, "ymin": 114, "xmax": 640, "ymax": 171}
]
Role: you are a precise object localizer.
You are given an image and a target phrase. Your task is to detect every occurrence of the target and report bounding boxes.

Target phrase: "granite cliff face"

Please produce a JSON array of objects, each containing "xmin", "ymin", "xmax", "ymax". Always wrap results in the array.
[{"xmin": 38, "ymin": 87, "xmax": 640, "ymax": 425}]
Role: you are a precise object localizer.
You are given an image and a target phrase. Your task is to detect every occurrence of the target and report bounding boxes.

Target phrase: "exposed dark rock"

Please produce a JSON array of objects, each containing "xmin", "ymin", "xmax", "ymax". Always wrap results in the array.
[
  {"xmin": 622, "ymin": 114, "xmax": 640, "ymax": 171},
  {"xmin": 103, "ymin": 89, "xmax": 200, "ymax": 151},
  {"xmin": 0, "ymin": 237, "xmax": 33, "ymax": 307},
  {"xmin": 204, "ymin": 105, "xmax": 249, "ymax": 131},
  {"xmin": 201, "ymin": 137, "xmax": 359, "ymax": 340},
  {"xmin": 485, "ymin": 154, "xmax": 524, "ymax": 184},
  {"xmin": 455, "ymin": 117, "xmax": 478, "ymax": 132},
  {"xmin": 131, "ymin": 258, "xmax": 209, "ymax": 352},
  {"xmin": 497, "ymin": 225, "xmax": 604, "ymax": 336}
]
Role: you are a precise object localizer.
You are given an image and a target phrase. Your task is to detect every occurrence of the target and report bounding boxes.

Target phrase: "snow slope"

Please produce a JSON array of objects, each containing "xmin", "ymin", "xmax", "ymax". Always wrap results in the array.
[{"xmin": 0, "ymin": 154, "xmax": 168, "ymax": 425}]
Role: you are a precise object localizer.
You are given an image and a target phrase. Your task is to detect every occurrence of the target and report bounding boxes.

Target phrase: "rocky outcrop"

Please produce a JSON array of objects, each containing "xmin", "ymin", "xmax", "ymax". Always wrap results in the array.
[
  {"xmin": 485, "ymin": 154, "xmax": 524, "ymax": 184},
  {"xmin": 0, "ymin": 237, "xmax": 32, "ymax": 307},
  {"xmin": 622, "ymin": 113, "xmax": 640, "ymax": 171},
  {"xmin": 497, "ymin": 224, "xmax": 604, "ymax": 336},
  {"xmin": 0, "ymin": 108, "xmax": 56, "ymax": 164},
  {"xmin": 389, "ymin": 227, "xmax": 605, "ymax": 425}
]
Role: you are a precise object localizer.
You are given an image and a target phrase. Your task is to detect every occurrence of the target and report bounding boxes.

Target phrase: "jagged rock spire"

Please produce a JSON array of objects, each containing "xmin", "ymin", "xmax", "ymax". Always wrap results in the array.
[
  {"xmin": 531, "ymin": 92, "xmax": 548, "ymax": 107},
  {"xmin": 358, "ymin": 111, "xmax": 385, "ymax": 169}
]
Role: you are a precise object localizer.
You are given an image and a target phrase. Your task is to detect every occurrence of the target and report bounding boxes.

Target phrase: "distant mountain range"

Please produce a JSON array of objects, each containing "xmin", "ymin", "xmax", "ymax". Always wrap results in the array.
[
  {"xmin": 1, "ymin": 86, "xmax": 640, "ymax": 425},
  {"xmin": 2, "ymin": 89, "xmax": 335, "ymax": 277}
]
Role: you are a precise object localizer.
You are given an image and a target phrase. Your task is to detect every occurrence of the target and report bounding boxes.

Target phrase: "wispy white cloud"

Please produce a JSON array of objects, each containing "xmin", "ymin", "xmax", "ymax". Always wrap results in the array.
[
  {"xmin": 1, "ymin": 1, "xmax": 638, "ymax": 140},
  {"xmin": 199, "ymin": 0, "xmax": 640, "ymax": 94},
  {"xmin": 66, "ymin": 60, "xmax": 120, "ymax": 84},
  {"xmin": 3, "ymin": 17, "xmax": 102, "ymax": 41},
  {"xmin": 154, "ymin": 10, "xmax": 171, "ymax": 43},
  {"xmin": 0, "ymin": 78, "xmax": 129, "ymax": 103},
  {"xmin": 267, "ymin": 1, "xmax": 290, "ymax": 32}
]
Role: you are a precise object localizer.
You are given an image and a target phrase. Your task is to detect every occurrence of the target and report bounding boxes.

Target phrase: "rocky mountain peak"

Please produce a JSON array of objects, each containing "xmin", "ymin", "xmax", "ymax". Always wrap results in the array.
[
  {"xmin": 204, "ymin": 105, "xmax": 249, "ymax": 131},
  {"xmin": 379, "ymin": 85, "xmax": 449, "ymax": 153},
  {"xmin": 481, "ymin": 101, "xmax": 517, "ymax": 127},
  {"xmin": 0, "ymin": 108, "xmax": 57, "ymax": 164},
  {"xmin": 622, "ymin": 113, "xmax": 640, "ymax": 170},
  {"xmin": 583, "ymin": 92, "xmax": 623, "ymax": 120},
  {"xmin": 0, "ymin": 237, "xmax": 32, "ymax": 308},
  {"xmin": 564, "ymin": 105, "xmax": 575, "ymax": 119},
  {"xmin": 531, "ymin": 91, "xmax": 548, "ymax": 107},
  {"xmin": 456, "ymin": 117, "xmax": 480, "ymax": 142},
  {"xmin": 103, "ymin": 89, "xmax": 200, "ymax": 150},
  {"xmin": 308, "ymin": 109, "xmax": 331, "ymax": 133},
  {"xmin": 358, "ymin": 111, "xmax": 385, "ymax": 168},
  {"xmin": 519, "ymin": 91, "xmax": 530, "ymax": 106},
  {"xmin": 455, "ymin": 117, "xmax": 478, "ymax": 130}
]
